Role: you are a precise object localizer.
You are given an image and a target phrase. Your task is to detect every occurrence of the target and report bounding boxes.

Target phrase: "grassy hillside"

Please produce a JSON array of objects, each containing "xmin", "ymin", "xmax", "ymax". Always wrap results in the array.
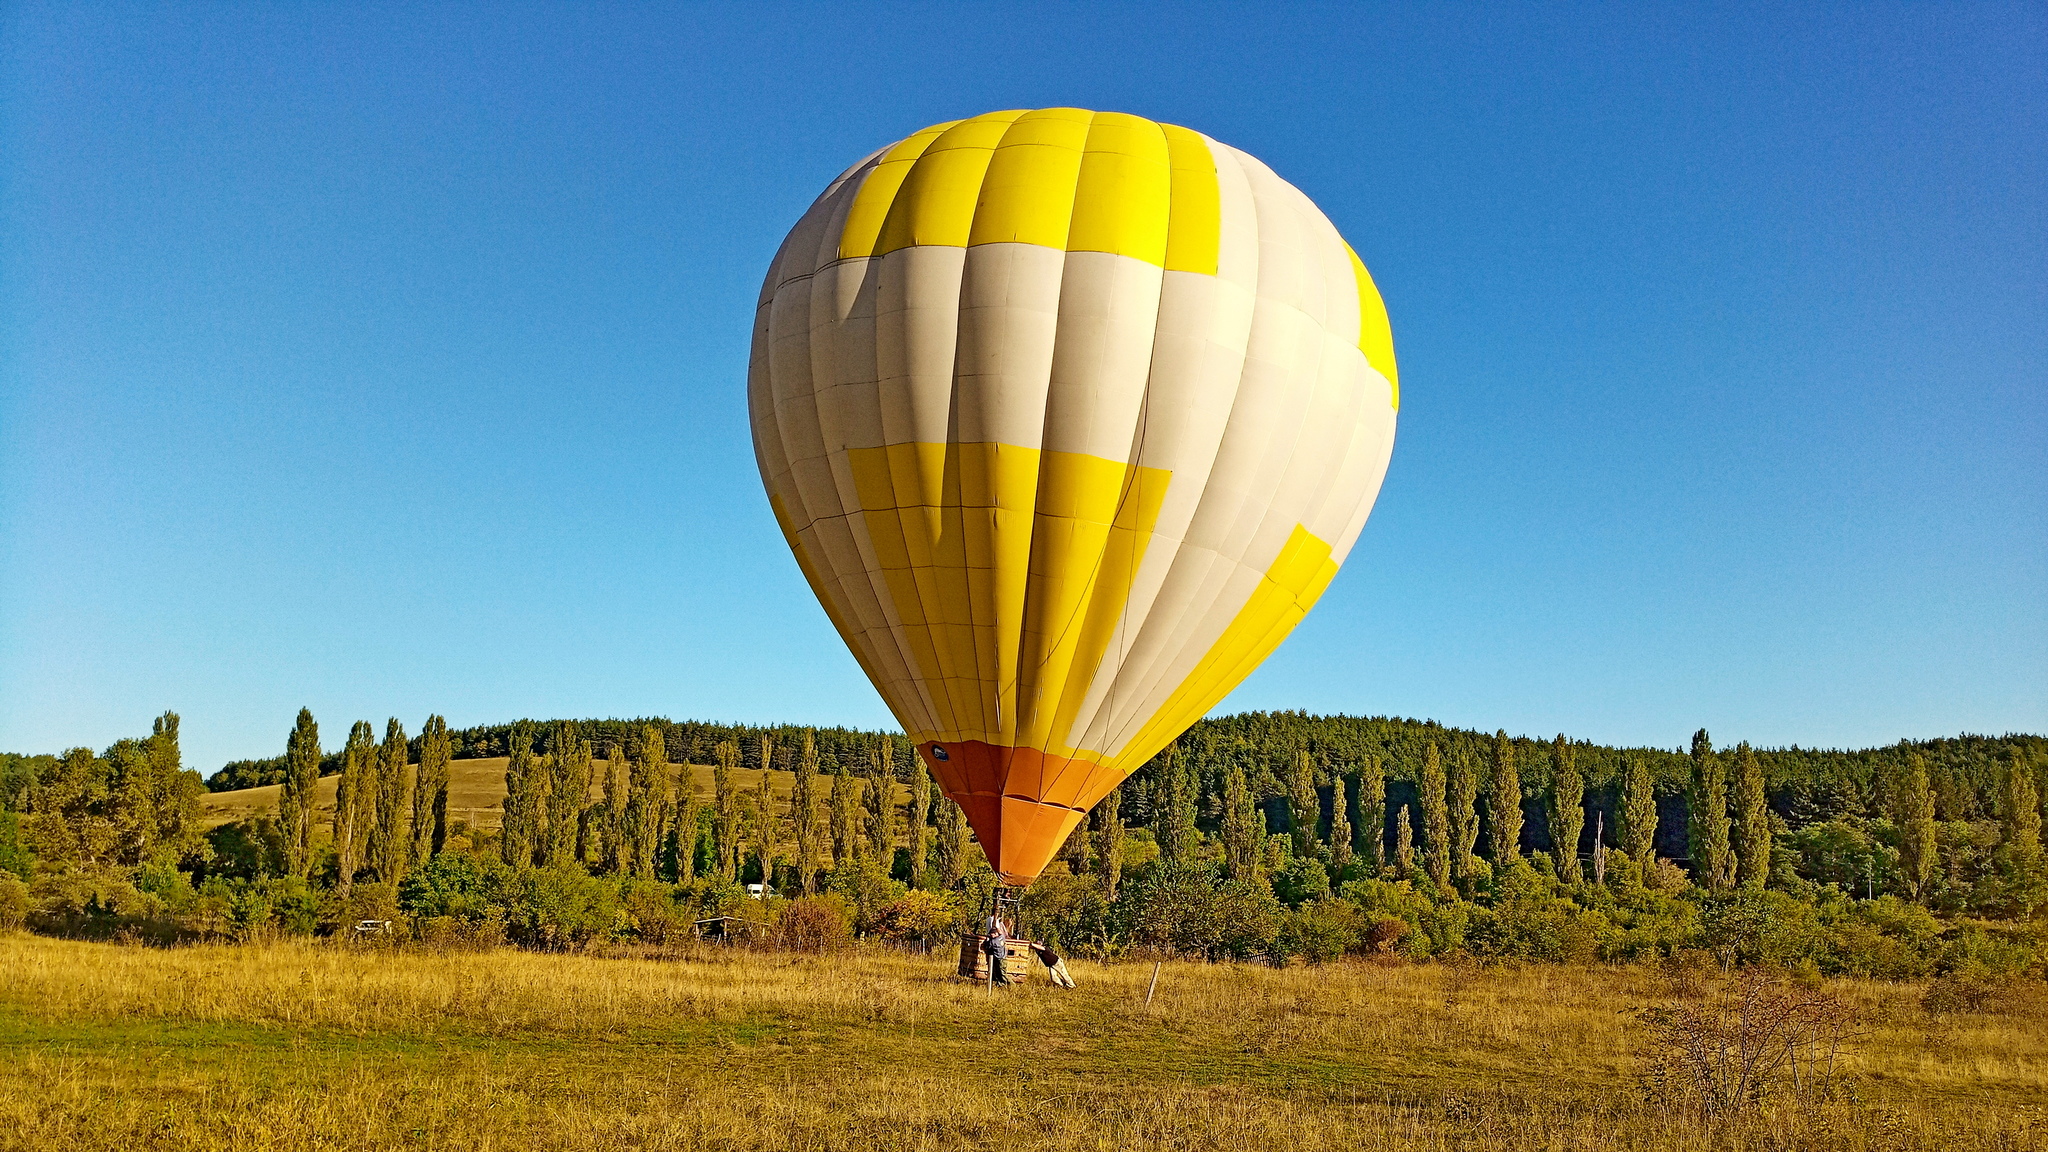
[{"xmin": 1, "ymin": 933, "xmax": 2042, "ymax": 1151}]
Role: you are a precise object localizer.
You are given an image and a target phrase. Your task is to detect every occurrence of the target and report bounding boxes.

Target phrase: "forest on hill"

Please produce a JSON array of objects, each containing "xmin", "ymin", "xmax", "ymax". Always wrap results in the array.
[
  {"xmin": 1, "ymin": 710, "xmax": 2043, "ymax": 979},
  {"xmin": 200, "ymin": 711, "xmax": 2044, "ymax": 856}
]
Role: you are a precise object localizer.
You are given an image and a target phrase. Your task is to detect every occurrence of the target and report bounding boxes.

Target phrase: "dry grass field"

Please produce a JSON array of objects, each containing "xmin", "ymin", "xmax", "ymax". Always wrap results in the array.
[
  {"xmin": 2, "ymin": 933, "xmax": 2043, "ymax": 1151},
  {"xmin": 199, "ymin": 759, "xmax": 905, "ymax": 833}
]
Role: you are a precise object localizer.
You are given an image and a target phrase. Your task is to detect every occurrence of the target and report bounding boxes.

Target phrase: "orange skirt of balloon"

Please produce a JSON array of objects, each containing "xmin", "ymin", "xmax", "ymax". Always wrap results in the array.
[{"xmin": 918, "ymin": 741, "xmax": 1097, "ymax": 885}]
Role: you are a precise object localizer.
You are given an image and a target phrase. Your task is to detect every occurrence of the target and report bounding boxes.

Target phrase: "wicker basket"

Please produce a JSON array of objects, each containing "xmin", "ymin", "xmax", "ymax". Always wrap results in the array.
[{"xmin": 957, "ymin": 933, "xmax": 1038, "ymax": 983}]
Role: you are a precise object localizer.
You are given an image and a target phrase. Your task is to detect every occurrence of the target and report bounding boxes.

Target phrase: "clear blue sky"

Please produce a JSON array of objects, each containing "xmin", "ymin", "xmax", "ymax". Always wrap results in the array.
[{"xmin": 3, "ymin": 3, "xmax": 2043, "ymax": 775}]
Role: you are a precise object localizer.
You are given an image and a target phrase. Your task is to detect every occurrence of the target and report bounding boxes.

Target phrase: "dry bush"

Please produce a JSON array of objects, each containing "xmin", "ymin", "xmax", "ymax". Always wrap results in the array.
[
  {"xmin": 1363, "ymin": 915, "xmax": 1407, "ymax": 954},
  {"xmin": 773, "ymin": 896, "xmax": 852, "ymax": 953},
  {"xmin": 1921, "ymin": 974, "xmax": 2000, "ymax": 1016},
  {"xmin": 0, "ymin": 877, "xmax": 29, "ymax": 932},
  {"xmin": 1634, "ymin": 969, "xmax": 1861, "ymax": 1122},
  {"xmin": 1658, "ymin": 949, "xmax": 1717, "ymax": 1000},
  {"xmin": 411, "ymin": 912, "xmax": 507, "ymax": 952}
]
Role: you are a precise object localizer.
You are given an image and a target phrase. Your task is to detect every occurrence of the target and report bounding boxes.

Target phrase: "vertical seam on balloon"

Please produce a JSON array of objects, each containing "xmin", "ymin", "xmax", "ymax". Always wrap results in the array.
[
  {"xmin": 993, "ymin": 115, "xmax": 1086, "ymax": 712},
  {"xmin": 949, "ymin": 119, "xmax": 1039, "ymax": 744},
  {"xmin": 1214, "ymin": 184, "xmax": 1341, "ymax": 664},
  {"xmin": 1009, "ymin": 112, "xmax": 1151, "ymax": 802},
  {"xmin": 1095, "ymin": 138, "xmax": 1263, "ymax": 765},
  {"xmin": 1276, "ymin": 236, "xmax": 1361, "ymax": 547},
  {"xmin": 831, "ymin": 172, "xmax": 946, "ymax": 738},
  {"xmin": 948, "ymin": 117, "xmax": 1044, "ymax": 746},
  {"xmin": 1040, "ymin": 113, "xmax": 1173, "ymax": 809},
  {"xmin": 1293, "ymin": 351, "xmax": 1371, "ymax": 548},
  {"xmin": 1070, "ymin": 125, "xmax": 1219, "ymax": 760},
  {"xmin": 954, "ymin": 111, "xmax": 1092, "ymax": 746},
  {"xmin": 934, "ymin": 444, "xmax": 987, "ymax": 743},
  {"xmin": 1097, "ymin": 336, "xmax": 1298, "ymax": 754},
  {"xmin": 850, "ymin": 253, "xmax": 951, "ymax": 737},
  {"xmin": 977, "ymin": 110, "xmax": 1088, "ymax": 747},
  {"xmin": 811, "ymin": 166, "xmax": 932, "ymax": 735},
  {"xmin": 1067, "ymin": 125, "xmax": 1220, "ymax": 765},
  {"xmin": 1089, "ymin": 145, "xmax": 1245, "ymax": 762},
  {"xmin": 876, "ymin": 142, "xmax": 984, "ymax": 741}
]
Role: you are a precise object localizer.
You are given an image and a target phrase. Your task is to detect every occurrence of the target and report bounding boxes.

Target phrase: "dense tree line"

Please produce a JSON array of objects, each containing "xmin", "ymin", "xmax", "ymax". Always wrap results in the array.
[
  {"xmin": 201, "ymin": 708, "xmax": 2044, "ymax": 843},
  {"xmin": 4, "ymin": 710, "xmax": 2043, "ymax": 979},
  {"xmin": 1092, "ymin": 713, "xmax": 2044, "ymax": 872}
]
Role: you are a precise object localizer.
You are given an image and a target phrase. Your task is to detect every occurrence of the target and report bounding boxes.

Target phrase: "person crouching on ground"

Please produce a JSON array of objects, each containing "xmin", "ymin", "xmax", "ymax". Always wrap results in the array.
[{"xmin": 1029, "ymin": 940, "xmax": 1074, "ymax": 988}]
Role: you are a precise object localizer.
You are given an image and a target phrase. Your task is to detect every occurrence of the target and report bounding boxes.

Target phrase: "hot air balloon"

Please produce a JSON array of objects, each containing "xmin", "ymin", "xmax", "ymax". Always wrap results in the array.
[{"xmin": 749, "ymin": 108, "xmax": 1398, "ymax": 890}]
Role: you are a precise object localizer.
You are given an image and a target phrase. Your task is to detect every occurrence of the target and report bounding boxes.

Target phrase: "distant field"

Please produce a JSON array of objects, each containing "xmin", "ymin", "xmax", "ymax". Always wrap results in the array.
[
  {"xmin": 200, "ymin": 758, "xmax": 910, "ymax": 831},
  {"xmin": 2, "ymin": 933, "xmax": 2043, "ymax": 1151}
]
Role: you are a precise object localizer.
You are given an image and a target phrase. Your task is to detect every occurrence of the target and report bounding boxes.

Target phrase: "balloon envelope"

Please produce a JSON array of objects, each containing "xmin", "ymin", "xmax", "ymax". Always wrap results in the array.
[{"xmin": 750, "ymin": 109, "xmax": 1398, "ymax": 884}]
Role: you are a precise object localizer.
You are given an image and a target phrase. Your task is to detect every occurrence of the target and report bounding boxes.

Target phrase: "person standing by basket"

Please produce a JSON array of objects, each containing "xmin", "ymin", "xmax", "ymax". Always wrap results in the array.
[{"xmin": 980, "ymin": 912, "xmax": 1014, "ymax": 987}]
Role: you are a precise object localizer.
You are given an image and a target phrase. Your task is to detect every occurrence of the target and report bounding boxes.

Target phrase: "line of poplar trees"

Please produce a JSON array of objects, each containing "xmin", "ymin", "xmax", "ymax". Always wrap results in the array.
[
  {"xmin": 274, "ymin": 710, "xmax": 454, "ymax": 896},
  {"xmin": 261, "ymin": 706, "xmax": 2043, "ymax": 914},
  {"xmin": 274, "ymin": 715, "xmax": 976, "ymax": 895},
  {"xmin": 1090, "ymin": 724, "xmax": 2044, "ymax": 914}
]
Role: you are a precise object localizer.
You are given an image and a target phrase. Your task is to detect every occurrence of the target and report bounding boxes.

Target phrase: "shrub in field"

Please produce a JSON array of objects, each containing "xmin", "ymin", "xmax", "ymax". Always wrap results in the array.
[
  {"xmin": 677, "ymin": 875, "xmax": 752, "ymax": 922},
  {"xmin": 0, "ymin": 875, "xmax": 27, "ymax": 930},
  {"xmin": 774, "ymin": 896, "xmax": 852, "ymax": 952},
  {"xmin": 414, "ymin": 912, "xmax": 507, "ymax": 950},
  {"xmin": 871, "ymin": 889, "xmax": 959, "ymax": 943},
  {"xmin": 825, "ymin": 858, "xmax": 905, "ymax": 935},
  {"xmin": 264, "ymin": 878, "xmax": 321, "ymax": 935},
  {"xmin": 1280, "ymin": 898, "xmax": 1368, "ymax": 963},
  {"xmin": 1272, "ymin": 854, "xmax": 1332, "ymax": 906},
  {"xmin": 1362, "ymin": 914, "xmax": 1408, "ymax": 954},
  {"xmin": 25, "ymin": 865, "xmax": 165, "ymax": 938},
  {"xmin": 1341, "ymin": 877, "xmax": 1468, "ymax": 958},
  {"xmin": 1019, "ymin": 871, "xmax": 1111, "ymax": 953},
  {"xmin": 184, "ymin": 874, "xmax": 318, "ymax": 939},
  {"xmin": 1469, "ymin": 864, "xmax": 1609, "ymax": 963},
  {"xmin": 398, "ymin": 852, "xmax": 504, "ymax": 921},
  {"xmin": 1598, "ymin": 888, "xmax": 1703, "ymax": 962},
  {"xmin": 1934, "ymin": 919, "xmax": 2043, "ymax": 977},
  {"xmin": 1115, "ymin": 859, "xmax": 1284, "ymax": 960},
  {"xmin": 496, "ymin": 867, "xmax": 617, "ymax": 948},
  {"xmin": 1821, "ymin": 895, "xmax": 1943, "ymax": 978},
  {"xmin": 1920, "ymin": 973, "xmax": 1999, "ymax": 1015},
  {"xmin": 337, "ymin": 882, "xmax": 402, "ymax": 932},
  {"xmin": 1680, "ymin": 888, "xmax": 1986, "ymax": 979},
  {"xmin": 1782, "ymin": 820, "xmax": 1898, "ymax": 896},
  {"xmin": 1633, "ymin": 971, "xmax": 1859, "ymax": 1121},
  {"xmin": 619, "ymin": 878, "xmax": 690, "ymax": 943},
  {"xmin": 1600, "ymin": 846, "xmax": 1645, "ymax": 892},
  {"xmin": 200, "ymin": 816, "xmax": 288, "ymax": 883},
  {"xmin": 1694, "ymin": 889, "xmax": 1817, "ymax": 969},
  {"xmin": 26, "ymin": 860, "xmax": 305, "ymax": 942}
]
